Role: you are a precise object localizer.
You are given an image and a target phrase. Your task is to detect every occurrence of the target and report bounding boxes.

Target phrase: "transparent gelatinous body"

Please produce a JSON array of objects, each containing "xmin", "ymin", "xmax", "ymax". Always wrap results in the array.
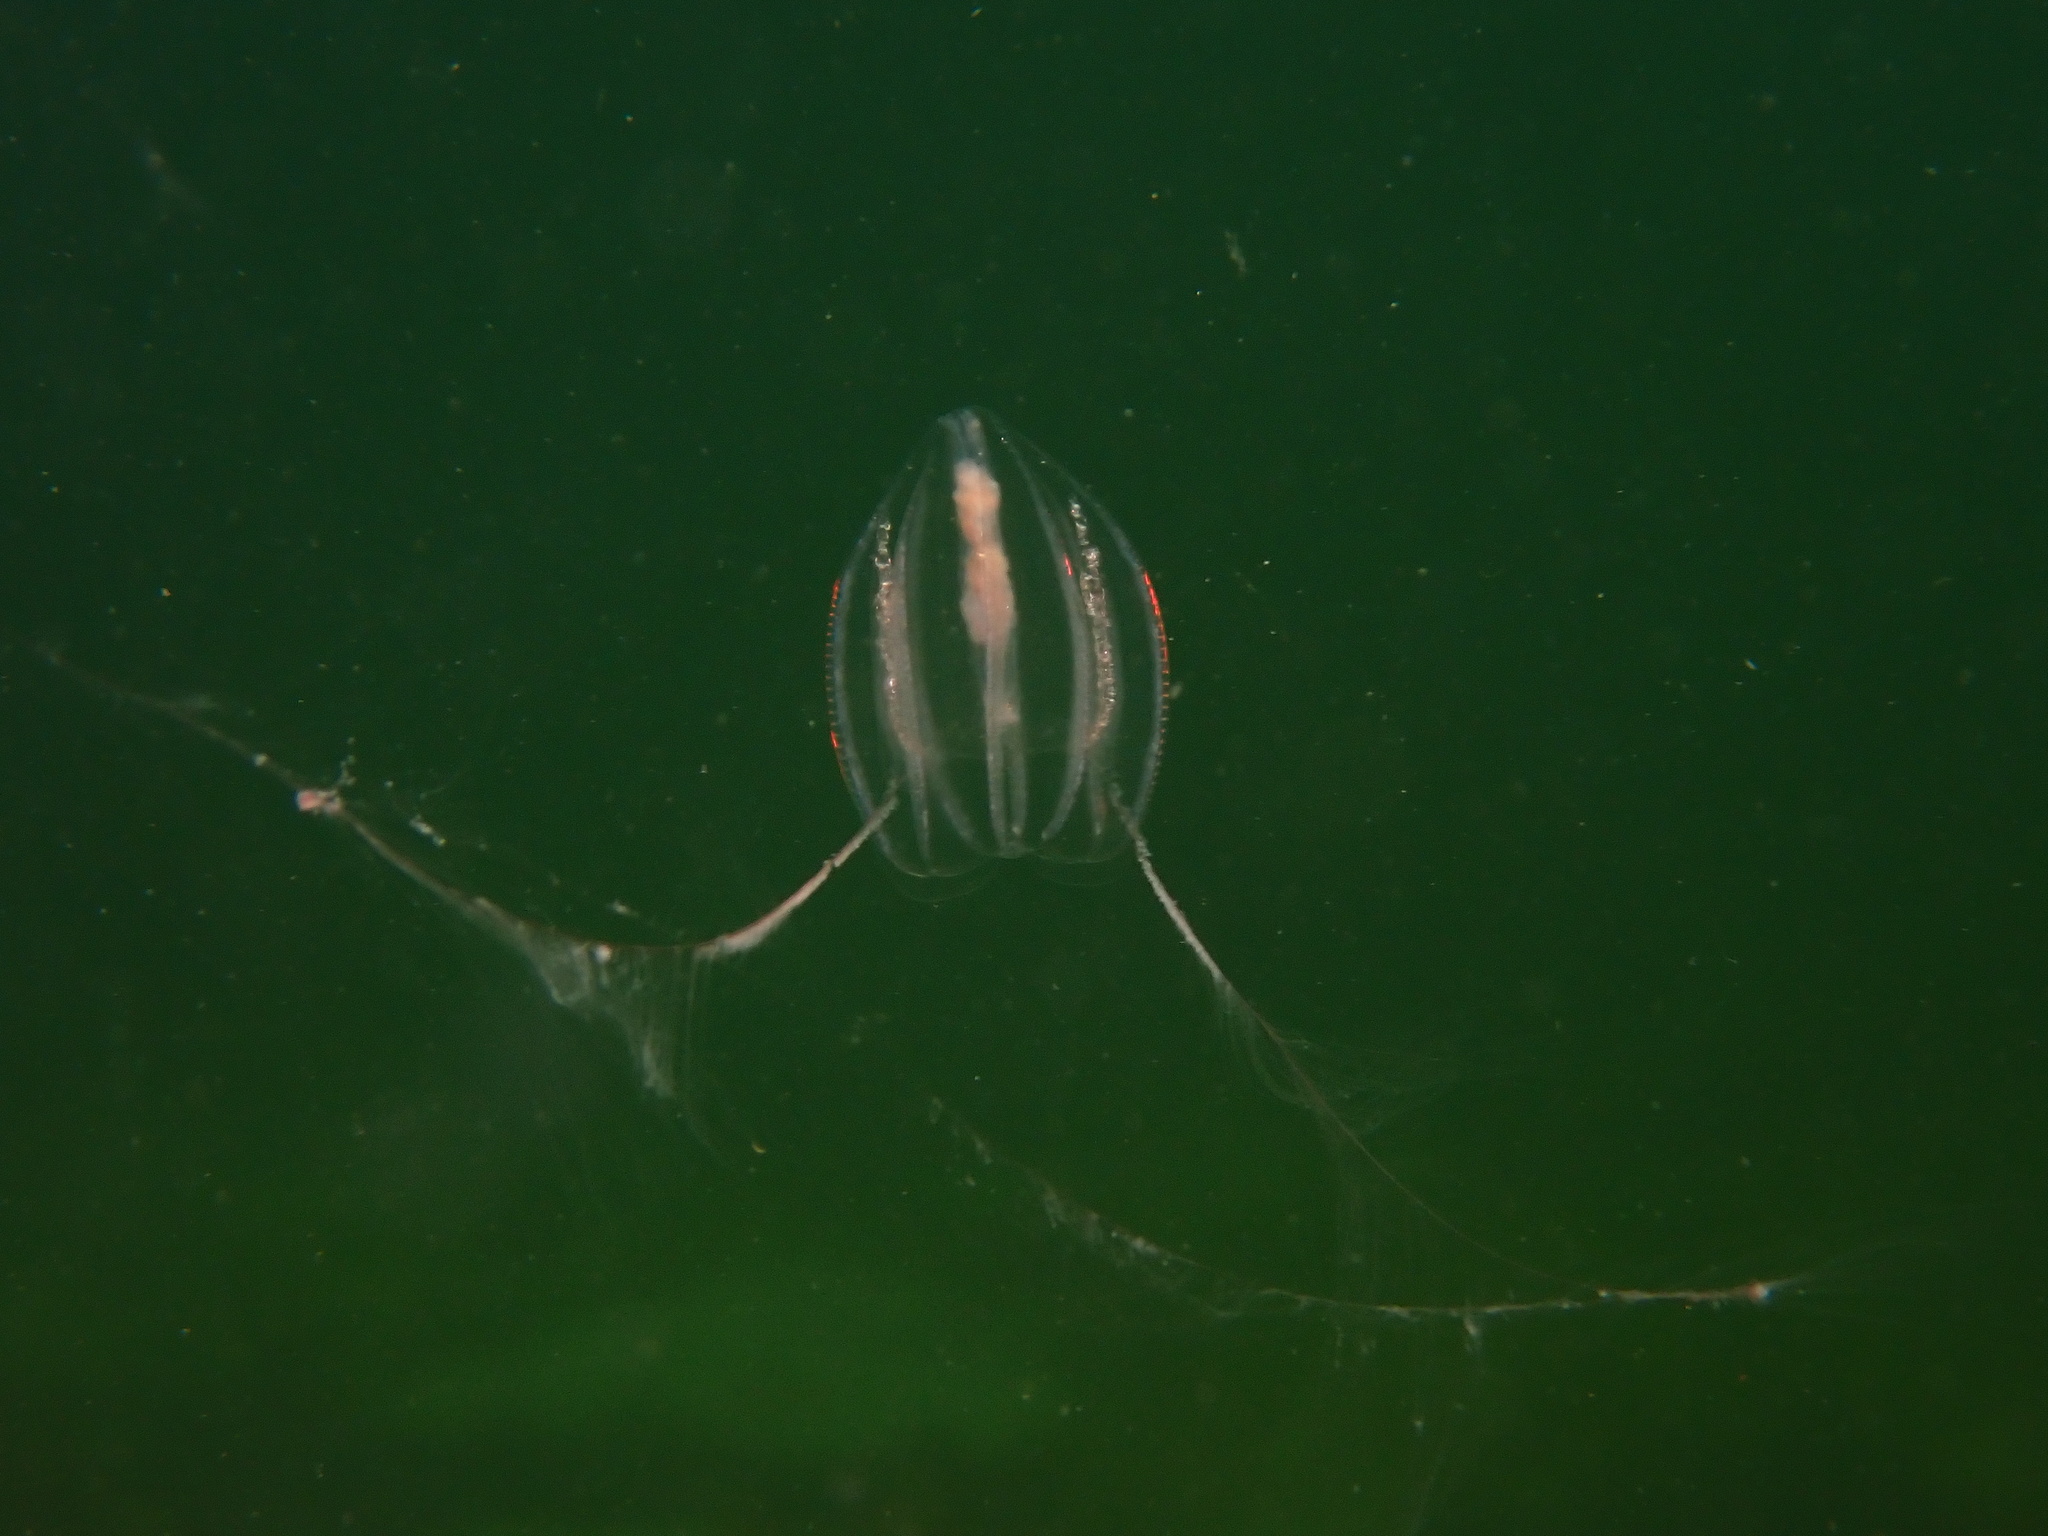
[{"xmin": 828, "ymin": 409, "xmax": 1168, "ymax": 882}]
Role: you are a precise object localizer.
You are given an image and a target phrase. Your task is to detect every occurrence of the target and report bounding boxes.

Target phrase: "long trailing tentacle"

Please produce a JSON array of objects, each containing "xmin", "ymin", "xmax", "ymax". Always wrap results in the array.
[
  {"xmin": 45, "ymin": 649, "xmax": 891, "ymax": 1118},
  {"xmin": 1117, "ymin": 795, "xmax": 1569, "ymax": 1283},
  {"xmin": 929, "ymin": 1095, "xmax": 1794, "ymax": 1341}
]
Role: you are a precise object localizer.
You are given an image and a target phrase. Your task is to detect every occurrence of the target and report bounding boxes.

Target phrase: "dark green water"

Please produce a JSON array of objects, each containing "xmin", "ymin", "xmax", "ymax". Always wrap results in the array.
[{"xmin": 3, "ymin": 5, "xmax": 2043, "ymax": 1531}]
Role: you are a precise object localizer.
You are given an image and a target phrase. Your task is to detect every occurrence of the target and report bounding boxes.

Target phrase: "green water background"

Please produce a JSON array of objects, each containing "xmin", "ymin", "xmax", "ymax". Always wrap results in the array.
[{"xmin": 2, "ymin": 4, "xmax": 2043, "ymax": 1531}]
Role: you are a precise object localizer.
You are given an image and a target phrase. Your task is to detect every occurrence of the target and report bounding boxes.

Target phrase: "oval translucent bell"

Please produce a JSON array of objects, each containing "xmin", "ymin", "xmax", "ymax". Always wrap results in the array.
[{"xmin": 828, "ymin": 408, "xmax": 1169, "ymax": 882}]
